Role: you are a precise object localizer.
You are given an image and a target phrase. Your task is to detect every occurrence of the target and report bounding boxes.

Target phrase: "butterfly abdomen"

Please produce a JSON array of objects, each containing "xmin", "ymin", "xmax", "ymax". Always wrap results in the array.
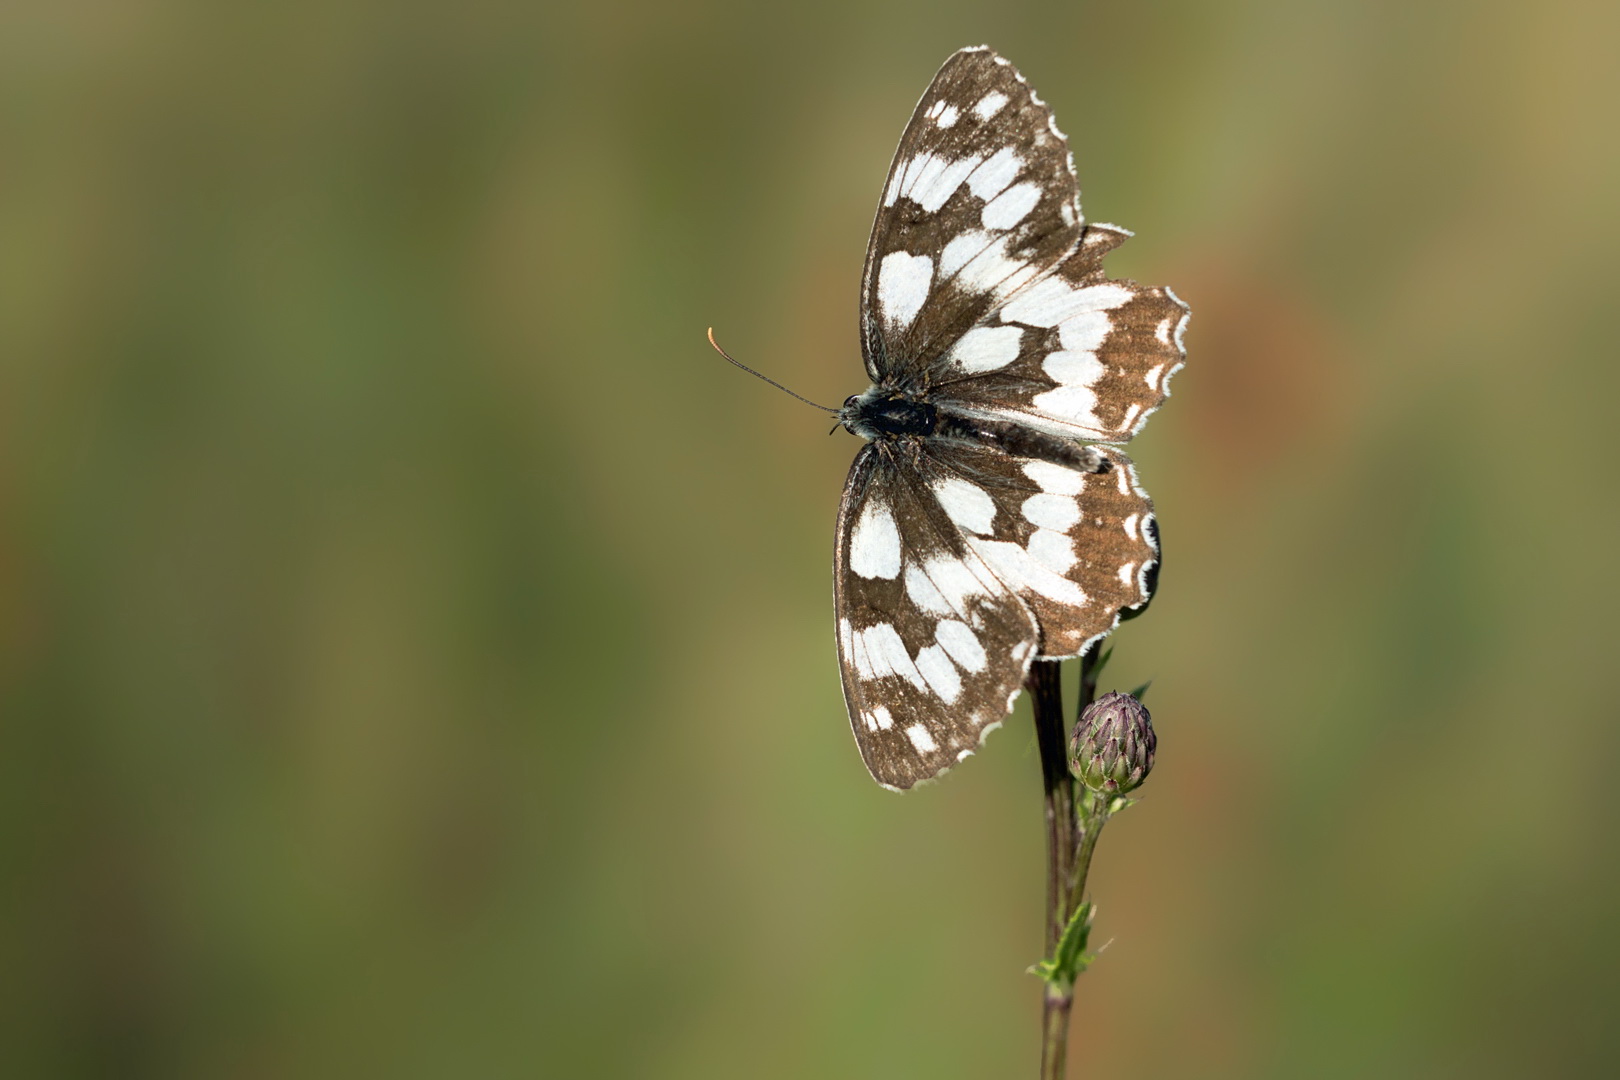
[{"xmin": 933, "ymin": 412, "xmax": 1110, "ymax": 474}]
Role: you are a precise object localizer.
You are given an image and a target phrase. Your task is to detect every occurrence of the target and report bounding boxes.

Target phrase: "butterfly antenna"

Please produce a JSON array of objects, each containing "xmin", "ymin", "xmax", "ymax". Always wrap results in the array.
[{"xmin": 707, "ymin": 328, "xmax": 839, "ymax": 414}]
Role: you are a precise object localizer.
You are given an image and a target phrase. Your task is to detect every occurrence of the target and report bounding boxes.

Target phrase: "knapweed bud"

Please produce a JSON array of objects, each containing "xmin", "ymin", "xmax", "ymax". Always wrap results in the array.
[{"xmin": 1069, "ymin": 691, "xmax": 1156, "ymax": 796}]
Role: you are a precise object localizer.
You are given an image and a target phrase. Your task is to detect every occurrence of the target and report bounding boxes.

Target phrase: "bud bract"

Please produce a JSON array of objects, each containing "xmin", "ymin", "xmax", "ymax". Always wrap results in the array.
[{"xmin": 1069, "ymin": 691, "xmax": 1156, "ymax": 795}]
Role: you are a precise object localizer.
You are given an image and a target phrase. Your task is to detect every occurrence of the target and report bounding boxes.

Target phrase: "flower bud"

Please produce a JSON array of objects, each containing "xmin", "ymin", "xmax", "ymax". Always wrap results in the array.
[{"xmin": 1069, "ymin": 691, "xmax": 1155, "ymax": 795}]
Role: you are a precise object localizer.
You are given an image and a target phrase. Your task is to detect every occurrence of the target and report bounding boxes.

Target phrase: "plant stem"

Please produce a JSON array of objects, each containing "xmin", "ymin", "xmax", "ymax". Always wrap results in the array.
[
  {"xmin": 1027, "ymin": 661, "xmax": 1073, "ymax": 953},
  {"xmin": 1070, "ymin": 791, "xmax": 1107, "ymax": 914},
  {"xmin": 1078, "ymin": 644, "xmax": 1103, "ymax": 715},
  {"xmin": 1028, "ymin": 644, "xmax": 1108, "ymax": 1080},
  {"xmin": 1040, "ymin": 983, "xmax": 1073, "ymax": 1080},
  {"xmin": 1026, "ymin": 660, "xmax": 1072, "ymax": 1080}
]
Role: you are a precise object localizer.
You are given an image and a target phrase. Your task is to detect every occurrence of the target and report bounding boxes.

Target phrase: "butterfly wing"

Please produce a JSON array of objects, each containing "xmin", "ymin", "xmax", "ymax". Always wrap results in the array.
[
  {"xmin": 860, "ymin": 47, "xmax": 1086, "ymax": 385},
  {"xmin": 917, "ymin": 439, "xmax": 1160, "ymax": 659},
  {"xmin": 835, "ymin": 442, "xmax": 1041, "ymax": 790},
  {"xmin": 929, "ymin": 225, "xmax": 1191, "ymax": 443},
  {"xmin": 862, "ymin": 48, "xmax": 1189, "ymax": 442}
]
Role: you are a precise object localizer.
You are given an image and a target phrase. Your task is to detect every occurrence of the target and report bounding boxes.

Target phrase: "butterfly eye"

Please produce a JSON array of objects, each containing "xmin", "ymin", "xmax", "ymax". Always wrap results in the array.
[{"xmin": 842, "ymin": 395, "xmax": 860, "ymax": 411}]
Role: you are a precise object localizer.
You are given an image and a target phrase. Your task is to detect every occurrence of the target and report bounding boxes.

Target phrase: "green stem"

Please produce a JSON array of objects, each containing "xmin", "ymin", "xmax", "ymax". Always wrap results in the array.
[{"xmin": 1068, "ymin": 790, "xmax": 1109, "ymax": 934}]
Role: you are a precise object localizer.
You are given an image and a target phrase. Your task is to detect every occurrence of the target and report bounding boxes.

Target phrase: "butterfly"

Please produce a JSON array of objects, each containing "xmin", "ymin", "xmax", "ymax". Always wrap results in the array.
[{"xmin": 832, "ymin": 46, "xmax": 1189, "ymax": 790}]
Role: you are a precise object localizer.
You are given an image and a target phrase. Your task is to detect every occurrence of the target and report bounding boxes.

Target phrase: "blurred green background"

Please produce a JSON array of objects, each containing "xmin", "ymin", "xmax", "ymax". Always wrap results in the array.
[{"xmin": 3, "ymin": 1, "xmax": 1617, "ymax": 1077}]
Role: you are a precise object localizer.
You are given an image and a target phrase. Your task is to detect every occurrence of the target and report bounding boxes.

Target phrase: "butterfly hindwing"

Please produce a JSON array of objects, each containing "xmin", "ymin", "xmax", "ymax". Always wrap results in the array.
[
  {"xmin": 930, "ymin": 225, "xmax": 1191, "ymax": 442},
  {"xmin": 918, "ymin": 440, "xmax": 1161, "ymax": 658},
  {"xmin": 835, "ymin": 443, "xmax": 1040, "ymax": 790},
  {"xmin": 860, "ymin": 47, "xmax": 1086, "ymax": 384}
]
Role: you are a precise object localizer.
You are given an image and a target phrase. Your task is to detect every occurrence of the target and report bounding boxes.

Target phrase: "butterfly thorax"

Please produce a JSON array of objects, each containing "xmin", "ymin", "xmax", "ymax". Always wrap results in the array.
[
  {"xmin": 840, "ymin": 385, "xmax": 1109, "ymax": 474},
  {"xmin": 839, "ymin": 386, "xmax": 937, "ymax": 439}
]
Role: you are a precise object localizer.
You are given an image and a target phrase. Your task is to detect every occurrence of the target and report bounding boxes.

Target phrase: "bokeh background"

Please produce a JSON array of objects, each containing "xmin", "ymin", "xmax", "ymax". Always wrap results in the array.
[{"xmin": 3, "ymin": 1, "xmax": 1617, "ymax": 1077}]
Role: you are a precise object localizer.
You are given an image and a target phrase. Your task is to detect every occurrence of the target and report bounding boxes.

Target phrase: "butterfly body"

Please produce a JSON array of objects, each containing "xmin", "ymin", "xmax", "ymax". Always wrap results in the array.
[
  {"xmin": 841, "ymin": 388, "xmax": 1109, "ymax": 473},
  {"xmin": 829, "ymin": 47, "xmax": 1188, "ymax": 791}
]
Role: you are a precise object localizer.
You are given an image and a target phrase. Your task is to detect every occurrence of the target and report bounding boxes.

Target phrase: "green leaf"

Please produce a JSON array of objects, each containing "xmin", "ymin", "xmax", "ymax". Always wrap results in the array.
[
  {"xmin": 1028, "ymin": 902, "xmax": 1095, "ymax": 991},
  {"xmin": 1128, "ymin": 679, "xmax": 1153, "ymax": 702}
]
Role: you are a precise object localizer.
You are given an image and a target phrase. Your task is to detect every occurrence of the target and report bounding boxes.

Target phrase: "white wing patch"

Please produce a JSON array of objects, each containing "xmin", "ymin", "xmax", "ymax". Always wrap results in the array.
[
  {"xmin": 1027, "ymin": 527, "xmax": 1076, "ymax": 573},
  {"xmin": 885, "ymin": 139, "xmax": 1027, "ymax": 221},
  {"xmin": 937, "ymin": 231, "xmax": 1039, "ymax": 299},
  {"xmin": 908, "ymin": 154, "xmax": 986, "ymax": 213},
  {"xmin": 852, "ymin": 622, "xmax": 926, "ymax": 690},
  {"xmin": 1059, "ymin": 309, "xmax": 1113, "ymax": 352},
  {"xmin": 899, "ymin": 549, "xmax": 1007, "ymax": 623},
  {"xmin": 877, "ymin": 251, "xmax": 934, "ymax": 329},
  {"xmin": 973, "ymin": 90, "xmax": 1010, "ymax": 120},
  {"xmin": 981, "ymin": 182, "xmax": 1041, "ymax": 230},
  {"xmin": 1029, "ymin": 385, "xmax": 1100, "ymax": 427},
  {"xmin": 935, "ymin": 619, "xmax": 988, "ymax": 673},
  {"xmin": 1021, "ymin": 493, "xmax": 1080, "ymax": 531},
  {"xmin": 1043, "ymin": 349, "xmax": 1106, "ymax": 387},
  {"xmin": 906, "ymin": 724, "xmax": 938, "ymax": 753},
  {"xmin": 903, "ymin": 562, "xmax": 951, "ymax": 615},
  {"xmin": 914, "ymin": 645, "xmax": 962, "ymax": 702},
  {"xmin": 969, "ymin": 537, "xmax": 1088, "ymax": 606},
  {"xmin": 847, "ymin": 581, "xmax": 1001, "ymax": 711},
  {"xmin": 948, "ymin": 325, "xmax": 1024, "ymax": 373},
  {"xmin": 931, "ymin": 477, "xmax": 997, "ymax": 534},
  {"xmin": 917, "ymin": 553, "xmax": 999, "ymax": 614},
  {"xmin": 849, "ymin": 499, "xmax": 902, "ymax": 579},
  {"xmin": 923, "ymin": 99, "xmax": 961, "ymax": 128},
  {"xmin": 1022, "ymin": 460, "xmax": 1086, "ymax": 495},
  {"xmin": 999, "ymin": 280, "xmax": 1132, "ymax": 329},
  {"xmin": 966, "ymin": 146, "xmax": 1021, "ymax": 201}
]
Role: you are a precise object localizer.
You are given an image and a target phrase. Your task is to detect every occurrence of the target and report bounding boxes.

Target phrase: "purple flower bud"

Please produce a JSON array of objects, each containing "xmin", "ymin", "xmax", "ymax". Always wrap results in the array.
[{"xmin": 1069, "ymin": 691, "xmax": 1156, "ymax": 796}]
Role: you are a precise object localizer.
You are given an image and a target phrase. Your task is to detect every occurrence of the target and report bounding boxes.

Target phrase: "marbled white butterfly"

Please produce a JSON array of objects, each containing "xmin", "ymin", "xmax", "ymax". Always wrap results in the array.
[{"xmin": 833, "ymin": 46, "xmax": 1189, "ymax": 790}]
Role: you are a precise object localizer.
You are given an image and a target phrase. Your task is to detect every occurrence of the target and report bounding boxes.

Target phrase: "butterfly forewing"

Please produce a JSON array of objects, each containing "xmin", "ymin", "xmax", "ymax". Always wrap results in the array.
[
  {"xmin": 861, "ymin": 47, "xmax": 1086, "ymax": 384},
  {"xmin": 835, "ymin": 443, "xmax": 1040, "ymax": 790}
]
